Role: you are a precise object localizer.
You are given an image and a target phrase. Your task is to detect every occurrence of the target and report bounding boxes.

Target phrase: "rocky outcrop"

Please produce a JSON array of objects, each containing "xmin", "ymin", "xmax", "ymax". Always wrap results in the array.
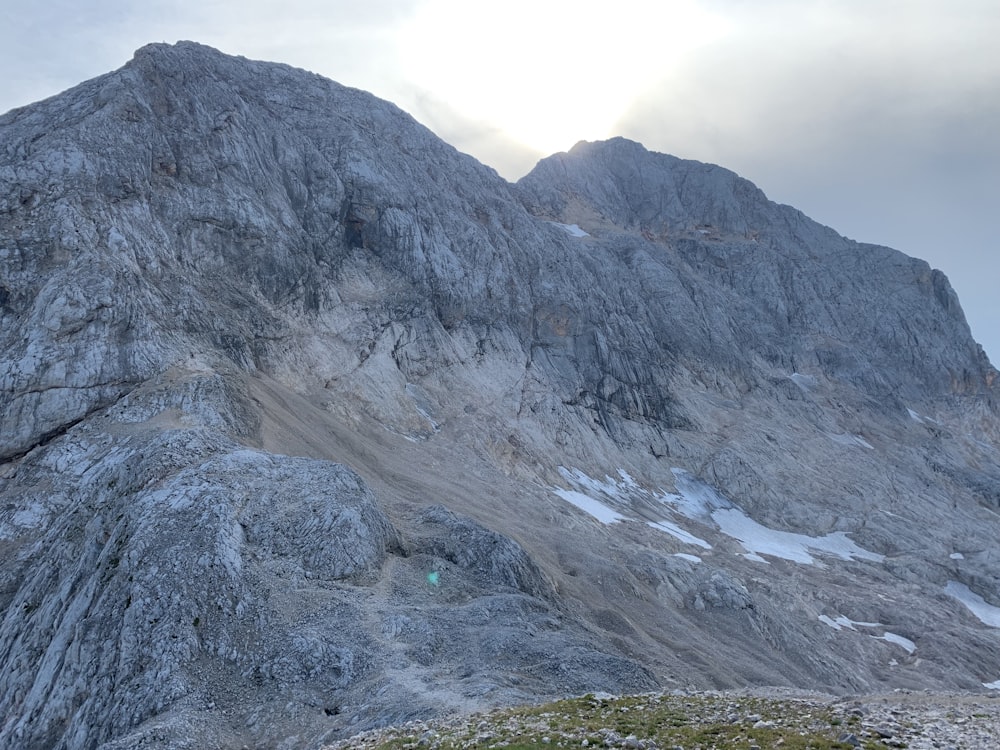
[
  {"xmin": 0, "ymin": 369, "xmax": 653, "ymax": 750},
  {"xmin": 516, "ymin": 136, "xmax": 992, "ymax": 403},
  {"xmin": 1, "ymin": 41, "xmax": 999, "ymax": 749}
]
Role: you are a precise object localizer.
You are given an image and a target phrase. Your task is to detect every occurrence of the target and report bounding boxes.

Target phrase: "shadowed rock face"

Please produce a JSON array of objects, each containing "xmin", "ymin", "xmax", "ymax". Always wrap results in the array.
[{"xmin": 1, "ymin": 41, "xmax": 998, "ymax": 750}]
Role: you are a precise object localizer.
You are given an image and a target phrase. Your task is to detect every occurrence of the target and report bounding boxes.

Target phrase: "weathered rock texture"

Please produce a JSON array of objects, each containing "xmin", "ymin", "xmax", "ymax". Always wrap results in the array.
[{"xmin": 1, "ymin": 41, "xmax": 998, "ymax": 749}]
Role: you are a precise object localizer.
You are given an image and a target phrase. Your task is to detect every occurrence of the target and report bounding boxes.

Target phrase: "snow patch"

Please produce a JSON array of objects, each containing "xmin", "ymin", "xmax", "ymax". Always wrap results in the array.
[
  {"xmin": 558, "ymin": 466, "xmax": 626, "ymax": 498},
  {"xmin": 950, "ymin": 552, "xmax": 965, "ymax": 560},
  {"xmin": 819, "ymin": 616, "xmax": 914, "ymax": 653},
  {"xmin": 984, "ymin": 680, "xmax": 1000, "ymax": 690},
  {"xmin": 828, "ymin": 432, "xmax": 874, "ymax": 450},
  {"xmin": 648, "ymin": 520, "xmax": 712, "ymax": 549},
  {"xmin": 906, "ymin": 408, "xmax": 940, "ymax": 425},
  {"xmin": 945, "ymin": 581, "xmax": 1000, "ymax": 627},
  {"xmin": 712, "ymin": 507, "xmax": 882, "ymax": 565},
  {"xmin": 552, "ymin": 488, "xmax": 626, "ymax": 525},
  {"xmin": 549, "ymin": 221, "xmax": 589, "ymax": 237},
  {"xmin": 818, "ymin": 615, "xmax": 881, "ymax": 631},
  {"xmin": 669, "ymin": 469, "xmax": 731, "ymax": 521},
  {"xmin": 553, "ymin": 466, "xmax": 711, "ymax": 546},
  {"xmin": 879, "ymin": 632, "xmax": 916, "ymax": 654},
  {"xmin": 553, "ymin": 466, "xmax": 882, "ymax": 565},
  {"xmin": 405, "ymin": 383, "xmax": 440, "ymax": 432},
  {"xmin": 789, "ymin": 372, "xmax": 818, "ymax": 391},
  {"xmin": 617, "ymin": 469, "xmax": 639, "ymax": 487},
  {"xmin": 673, "ymin": 553, "xmax": 702, "ymax": 563}
]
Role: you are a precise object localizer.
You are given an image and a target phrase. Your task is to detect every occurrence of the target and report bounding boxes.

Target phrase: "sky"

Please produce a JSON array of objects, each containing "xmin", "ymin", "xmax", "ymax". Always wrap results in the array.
[{"xmin": 2, "ymin": 0, "xmax": 997, "ymax": 363}]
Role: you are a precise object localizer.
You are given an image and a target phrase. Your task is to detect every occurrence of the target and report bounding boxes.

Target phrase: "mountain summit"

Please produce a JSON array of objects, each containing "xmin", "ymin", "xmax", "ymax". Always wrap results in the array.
[{"xmin": 1, "ymin": 42, "xmax": 998, "ymax": 749}]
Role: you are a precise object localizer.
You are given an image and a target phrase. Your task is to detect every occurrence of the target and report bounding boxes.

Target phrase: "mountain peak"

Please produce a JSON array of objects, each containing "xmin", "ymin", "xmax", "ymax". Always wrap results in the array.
[
  {"xmin": 518, "ymin": 135, "xmax": 770, "ymax": 237},
  {"xmin": 132, "ymin": 39, "xmax": 223, "ymax": 60}
]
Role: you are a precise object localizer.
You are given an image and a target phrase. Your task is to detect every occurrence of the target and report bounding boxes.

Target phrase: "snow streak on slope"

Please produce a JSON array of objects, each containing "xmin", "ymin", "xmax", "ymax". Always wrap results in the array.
[
  {"xmin": 552, "ymin": 487, "xmax": 628, "ymax": 524},
  {"xmin": 818, "ymin": 615, "xmax": 881, "ymax": 631},
  {"xmin": 945, "ymin": 581, "xmax": 1000, "ymax": 627},
  {"xmin": 818, "ymin": 615, "xmax": 916, "ymax": 653},
  {"xmin": 548, "ymin": 221, "xmax": 590, "ymax": 237},
  {"xmin": 553, "ymin": 467, "xmax": 711, "ymax": 547},
  {"xmin": 880, "ymin": 632, "xmax": 917, "ymax": 654}
]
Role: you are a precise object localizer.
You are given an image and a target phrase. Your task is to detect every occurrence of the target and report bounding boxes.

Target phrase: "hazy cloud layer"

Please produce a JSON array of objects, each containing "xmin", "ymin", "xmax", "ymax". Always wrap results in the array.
[{"xmin": 1, "ymin": 0, "xmax": 996, "ymax": 360}]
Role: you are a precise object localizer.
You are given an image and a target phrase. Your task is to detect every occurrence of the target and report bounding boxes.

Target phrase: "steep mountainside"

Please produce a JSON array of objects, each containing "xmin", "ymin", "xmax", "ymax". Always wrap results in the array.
[{"xmin": 1, "ymin": 42, "xmax": 999, "ymax": 750}]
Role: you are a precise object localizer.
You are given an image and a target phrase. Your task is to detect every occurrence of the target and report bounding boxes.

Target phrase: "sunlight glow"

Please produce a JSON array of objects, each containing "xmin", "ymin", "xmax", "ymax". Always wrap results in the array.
[{"xmin": 399, "ymin": 0, "xmax": 731, "ymax": 156}]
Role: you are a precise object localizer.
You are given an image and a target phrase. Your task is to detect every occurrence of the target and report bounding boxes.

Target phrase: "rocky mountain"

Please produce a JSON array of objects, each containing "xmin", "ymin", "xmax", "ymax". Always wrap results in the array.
[{"xmin": 1, "ymin": 41, "xmax": 998, "ymax": 750}]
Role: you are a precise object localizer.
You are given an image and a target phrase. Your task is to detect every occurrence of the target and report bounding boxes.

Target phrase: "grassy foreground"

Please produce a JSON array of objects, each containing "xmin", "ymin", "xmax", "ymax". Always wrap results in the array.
[{"xmin": 326, "ymin": 692, "xmax": 902, "ymax": 749}]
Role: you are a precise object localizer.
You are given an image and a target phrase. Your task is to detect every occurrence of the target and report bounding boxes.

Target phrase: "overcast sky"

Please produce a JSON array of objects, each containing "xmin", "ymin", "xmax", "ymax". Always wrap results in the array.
[{"xmin": 2, "ymin": 0, "xmax": 997, "ymax": 363}]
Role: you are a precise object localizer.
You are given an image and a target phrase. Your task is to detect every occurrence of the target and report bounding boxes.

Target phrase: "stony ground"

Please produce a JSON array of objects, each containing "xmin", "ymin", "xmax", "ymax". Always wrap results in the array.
[{"xmin": 323, "ymin": 690, "xmax": 1000, "ymax": 749}]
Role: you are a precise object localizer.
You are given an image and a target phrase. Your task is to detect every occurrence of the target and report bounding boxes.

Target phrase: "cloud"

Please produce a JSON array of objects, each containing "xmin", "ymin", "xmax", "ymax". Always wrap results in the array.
[
  {"xmin": 393, "ymin": 0, "xmax": 729, "ymax": 159},
  {"xmin": 0, "ymin": 1, "xmax": 420, "ymax": 115},
  {"xmin": 401, "ymin": 89, "xmax": 546, "ymax": 180}
]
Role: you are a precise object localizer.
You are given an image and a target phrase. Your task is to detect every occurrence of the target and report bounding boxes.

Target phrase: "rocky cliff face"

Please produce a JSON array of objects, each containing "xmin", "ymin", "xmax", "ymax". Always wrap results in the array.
[{"xmin": 1, "ymin": 41, "xmax": 999, "ymax": 750}]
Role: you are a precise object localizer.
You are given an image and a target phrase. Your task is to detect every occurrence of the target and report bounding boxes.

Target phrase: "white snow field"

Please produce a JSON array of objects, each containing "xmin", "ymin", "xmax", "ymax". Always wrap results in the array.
[
  {"xmin": 553, "ymin": 467, "xmax": 883, "ymax": 564},
  {"xmin": 552, "ymin": 487, "xmax": 627, "ymax": 524},
  {"xmin": 549, "ymin": 221, "xmax": 589, "ymax": 237}
]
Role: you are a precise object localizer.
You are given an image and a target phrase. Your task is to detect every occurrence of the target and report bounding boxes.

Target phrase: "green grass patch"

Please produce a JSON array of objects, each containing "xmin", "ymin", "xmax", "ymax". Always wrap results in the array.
[{"xmin": 355, "ymin": 693, "xmax": 898, "ymax": 749}]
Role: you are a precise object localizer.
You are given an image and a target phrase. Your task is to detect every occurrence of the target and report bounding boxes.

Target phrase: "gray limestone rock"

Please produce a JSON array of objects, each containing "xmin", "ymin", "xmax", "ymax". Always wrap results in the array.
[{"xmin": 1, "ymin": 41, "xmax": 999, "ymax": 749}]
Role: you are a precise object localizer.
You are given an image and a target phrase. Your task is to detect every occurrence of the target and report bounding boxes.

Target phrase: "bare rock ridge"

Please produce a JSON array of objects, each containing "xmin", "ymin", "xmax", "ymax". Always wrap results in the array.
[
  {"xmin": 1, "ymin": 41, "xmax": 998, "ymax": 750},
  {"xmin": 517, "ymin": 136, "xmax": 991, "ymax": 401}
]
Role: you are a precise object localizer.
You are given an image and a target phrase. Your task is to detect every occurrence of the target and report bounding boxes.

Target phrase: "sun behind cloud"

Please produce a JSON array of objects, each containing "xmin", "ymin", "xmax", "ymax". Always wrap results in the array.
[{"xmin": 398, "ymin": 0, "xmax": 731, "ymax": 158}]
